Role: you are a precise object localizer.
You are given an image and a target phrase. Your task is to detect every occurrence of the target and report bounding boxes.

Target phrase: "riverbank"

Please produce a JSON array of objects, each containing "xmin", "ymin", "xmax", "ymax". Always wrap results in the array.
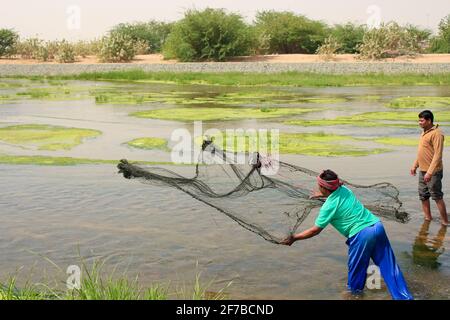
[
  {"xmin": 2, "ymin": 62, "xmax": 450, "ymax": 77},
  {"xmin": 8, "ymin": 70, "xmax": 449, "ymax": 87}
]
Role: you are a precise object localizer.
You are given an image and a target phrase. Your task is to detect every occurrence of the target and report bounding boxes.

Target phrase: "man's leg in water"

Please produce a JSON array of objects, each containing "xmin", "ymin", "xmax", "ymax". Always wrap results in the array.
[
  {"xmin": 346, "ymin": 226, "xmax": 376, "ymax": 294},
  {"xmin": 419, "ymin": 172, "xmax": 432, "ymax": 221},
  {"xmin": 435, "ymin": 199, "xmax": 449, "ymax": 226},
  {"xmin": 421, "ymin": 199, "xmax": 433, "ymax": 221},
  {"xmin": 371, "ymin": 222, "xmax": 414, "ymax": 300}
]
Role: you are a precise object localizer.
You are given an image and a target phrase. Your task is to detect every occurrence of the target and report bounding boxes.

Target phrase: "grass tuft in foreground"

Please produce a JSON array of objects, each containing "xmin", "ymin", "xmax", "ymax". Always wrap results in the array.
[{"xmin": 0, "ymin": 259, "xmax": 231, "ymax": 300}]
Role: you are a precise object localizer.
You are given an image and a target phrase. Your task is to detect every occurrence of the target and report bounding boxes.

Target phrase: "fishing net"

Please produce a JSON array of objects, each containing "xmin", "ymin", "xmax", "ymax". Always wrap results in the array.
[{"xmin": 117, "ymin": 141, "xmax": 409, "ymax": 244}]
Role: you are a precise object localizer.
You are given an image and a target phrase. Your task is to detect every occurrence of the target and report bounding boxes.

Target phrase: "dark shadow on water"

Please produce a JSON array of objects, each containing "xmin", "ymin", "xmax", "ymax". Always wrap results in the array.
[{"xmin": 412, "ymin": 220, "xmax": 447, "ymax": 269}]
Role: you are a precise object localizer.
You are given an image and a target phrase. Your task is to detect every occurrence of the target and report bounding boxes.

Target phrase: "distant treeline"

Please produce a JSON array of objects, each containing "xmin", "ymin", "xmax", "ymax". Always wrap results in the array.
[{"xmin": 0, "ymin": 9, "xmax": 449, "ymax": 62}]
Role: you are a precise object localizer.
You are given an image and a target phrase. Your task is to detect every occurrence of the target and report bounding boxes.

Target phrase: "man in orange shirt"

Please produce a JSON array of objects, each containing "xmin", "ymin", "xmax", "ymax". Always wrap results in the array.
[{"xmin": 410, "ymin": 110, "xmax": 449, "ymax": 226}]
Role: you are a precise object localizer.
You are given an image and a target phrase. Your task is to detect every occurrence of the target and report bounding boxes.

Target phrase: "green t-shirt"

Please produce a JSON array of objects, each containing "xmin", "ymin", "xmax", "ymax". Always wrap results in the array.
[{"xmin": 315, "ymin": 185, "xmax": 380, "ymax": 238}]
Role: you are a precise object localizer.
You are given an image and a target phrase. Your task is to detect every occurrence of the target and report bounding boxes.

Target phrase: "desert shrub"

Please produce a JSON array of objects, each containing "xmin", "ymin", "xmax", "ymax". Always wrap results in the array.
[
  {"xmin": 73, "ymin": 39, "xmax": 102, "ymax": 57},
  {"xmin": 55, "ymin": 40, "xmax": 76, "ymax": 63},
  {"xmin": 430, "ymin": 14, "xmax": 450, "ymax": 53},
  {"xmin": 16, "ymin": 38, "xmax": 43, "ymax": 59},
  {"xmin": 358, "ymin": 22, "xmax": 427, "ymax": 60},
  {"xmin": 253, "ymin": 11, "xmax": 328, "ymax": 54},
  {"xmin": 163, "ymin": 8, "xmax": 254, "ymax": 62},
  {"xmin": 110, "ymin": 21, "xmax": 173, "ymax": 53},
  {"xmin": 316, "ymin": 35, "xmax": 342, "ymax": 60},
  {"xmin": 0, "ymin": 29, "xmax": 19, "ymax": 58},
  {"xmin": 98, "ymin": 31, "xmax": 137, "ymax": 62},
  {"xmin": 330, "ymin": 23, "xmax": 366, "ymax": 53}
]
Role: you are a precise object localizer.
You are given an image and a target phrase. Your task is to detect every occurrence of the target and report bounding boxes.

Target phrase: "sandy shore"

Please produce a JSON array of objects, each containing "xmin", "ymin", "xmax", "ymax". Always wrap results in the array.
[{"xmin": 1, "ymin": 54, "xmax": 450, "ymax": 65}]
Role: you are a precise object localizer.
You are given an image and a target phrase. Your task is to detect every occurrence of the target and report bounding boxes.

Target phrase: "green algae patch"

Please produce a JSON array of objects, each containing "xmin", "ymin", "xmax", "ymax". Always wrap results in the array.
[
  {"xmin": 14, "ymin": 86, "xmax": 92, "ymax": 101},
  {"xmin": 0, "ymin": 154, "xmax": 114, "ymax": 166},
  {"xmin": 132, "ymin": 107, "xmax": 318, "ymax": 122},
  {"xmin": 94, "ymin": 91, "xmax": 179, "ymax": 105},
  {"xmin": 207, "ymin": 92, "xmax": 347, "ymax": 105},
  {"xmin": 0, "ymin": 94, "xmax": 14, "ymax": 104},
  {"xmin": 126, "ymin": 137, "xmax": 170, "ymax": 151},
  {"xmin": 206, "ymin": 131, "xmax": 390, "ymax": 157},
  {"xmin": 286, "ymin": 111, "xmax": 450, "ymax": 128},
  {"xmin": 0, "ymin": 124, "xmax": 101, "ymax": 151},
  {"xmin": 388, "ymin": 97, "xmax": 450, "ymax": 109},
  {"xmin": 93, "ymin": 89, "xmax": 346, "ymax": 107},
  {"xmin": 373, "ymin": 137, "xmax": 450, "ymax": 147},
  {"xmin": 0, "ymin": 154, "xmax": 178, "ymax": 166}
]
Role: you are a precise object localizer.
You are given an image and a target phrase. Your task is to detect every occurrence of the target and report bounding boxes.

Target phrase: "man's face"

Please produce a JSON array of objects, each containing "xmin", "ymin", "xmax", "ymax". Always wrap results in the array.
[{"xmin": 419, "ymin": 117, "xmax": 432, "ymax": 129}]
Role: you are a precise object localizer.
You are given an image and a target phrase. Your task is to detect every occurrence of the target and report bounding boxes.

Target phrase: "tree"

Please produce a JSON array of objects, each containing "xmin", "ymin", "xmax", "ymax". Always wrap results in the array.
[
  {"xmin": 163, "ymin": 8, "xmax": 254, "ymax": 62},
  {"xmin": 0, "ymin": 29, "xmax": 19, "ymax": 58},
  {"xmin": 430, "ymin": 14, "xmax": 450, "ymax": 53},
  {"xmin": 331, "ymin": 23, "xmax": 366, "ymax": 53},
  {"xmin": 110, "ymin": 21, "xmax": 174, "ymax": 53}
]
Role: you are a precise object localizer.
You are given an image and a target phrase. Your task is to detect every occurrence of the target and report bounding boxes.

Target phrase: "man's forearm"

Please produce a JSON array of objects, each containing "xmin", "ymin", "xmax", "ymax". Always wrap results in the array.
[{"xmin": 293, "ymin": 226, "xmax": 322, "ymax": 241}]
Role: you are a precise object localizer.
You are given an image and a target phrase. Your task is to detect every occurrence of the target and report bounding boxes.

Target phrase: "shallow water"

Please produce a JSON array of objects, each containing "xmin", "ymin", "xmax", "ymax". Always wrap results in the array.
[{"xmin": 0, "ymin": 79, "xmax": 449, "ymax": 299}]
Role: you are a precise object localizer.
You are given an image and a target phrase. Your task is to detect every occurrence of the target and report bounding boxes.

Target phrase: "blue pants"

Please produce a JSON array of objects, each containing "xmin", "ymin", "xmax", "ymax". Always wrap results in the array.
[{"xmin": 346, "ymin": 221, "xmax": 413, "ymax": 300}]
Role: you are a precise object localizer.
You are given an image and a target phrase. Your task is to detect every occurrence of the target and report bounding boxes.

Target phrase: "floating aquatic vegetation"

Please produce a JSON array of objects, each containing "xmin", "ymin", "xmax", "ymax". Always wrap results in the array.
[
  {"xmin": 287, "ymin": 111, "xmax": 450, "ymax": 128},
  {"xmin": 373, "ymin": 137, "xmax": 450, "ymax": 147},
  {"xmin": 0, "ymin": 154, "xmax": 176, "ymax": 166},
  {"xmin": 211, "ymin": 131, "xmax": 390, "ymax": 157},
  {"xmin": 131, "ymin": 107, "xmax": 318, "ymax": 122},
  {"xmin": 0, "ymin": 154, "xmax": 113, "ymax": 166},
  {"xmin": 126, "ymin": 137, "xmax": 170, "ymax": 151},
  {"xmin": 14, "ymin": 87, "xmax": 90, "ymax": 101},
  {"xmin": 0, "ymin": 124, "xmax": 101, "ymax": 151},
  {"xmin": 388, "ymin": 97, "xmax": 450, "ymax": 109}
]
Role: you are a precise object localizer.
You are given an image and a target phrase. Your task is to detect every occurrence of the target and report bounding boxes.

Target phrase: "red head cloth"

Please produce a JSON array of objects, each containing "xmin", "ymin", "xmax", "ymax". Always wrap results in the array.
[{"xmin": 317, "ymin": 174, "xmax": 343, "ymax": 191}]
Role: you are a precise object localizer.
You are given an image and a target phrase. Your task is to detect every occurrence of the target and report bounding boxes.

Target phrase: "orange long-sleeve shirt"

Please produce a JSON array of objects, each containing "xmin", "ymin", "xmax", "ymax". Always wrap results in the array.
[{"xmin": 413, "ymin": 124, "xmax": 445, "ymax": 175}]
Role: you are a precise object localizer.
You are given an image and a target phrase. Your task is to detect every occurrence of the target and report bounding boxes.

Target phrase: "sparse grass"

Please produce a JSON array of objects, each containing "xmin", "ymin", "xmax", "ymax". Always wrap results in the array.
[
  {"xmin": 0, "ymin": 124, "xmax": 101, "ymax": 151},
  {"xmin": 24, "ymin": 70, "xmax": 450, "ymax": 87},
  {"xmin": 387, "ymin": 96, "xmax": 450, "ymax": 109},
  {"xmin": 131, "ymin": 107, "xmax": 318, "ymax": 122},
  {"xmin": 0, "ymin": 258, "xmax": 231, "ymax": 300}
]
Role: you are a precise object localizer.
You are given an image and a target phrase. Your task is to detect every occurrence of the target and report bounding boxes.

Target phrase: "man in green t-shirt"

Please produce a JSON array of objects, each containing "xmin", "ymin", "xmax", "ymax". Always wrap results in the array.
[{"xmin": 281, "ymin": 169, "xmax": 413, "ymax": 300}]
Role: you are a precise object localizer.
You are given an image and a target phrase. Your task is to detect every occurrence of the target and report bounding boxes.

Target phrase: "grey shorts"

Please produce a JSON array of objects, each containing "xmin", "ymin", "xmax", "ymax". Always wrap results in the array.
[{"xmin": 418, "ymin": 170, "xmax": 444, "ymax": 201}]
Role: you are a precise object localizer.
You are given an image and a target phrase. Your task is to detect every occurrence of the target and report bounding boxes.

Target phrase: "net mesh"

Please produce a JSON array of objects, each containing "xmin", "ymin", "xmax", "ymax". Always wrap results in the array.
[{"xmin": 117, "ymin": 141, "xmax": 409, "ymax": 244}]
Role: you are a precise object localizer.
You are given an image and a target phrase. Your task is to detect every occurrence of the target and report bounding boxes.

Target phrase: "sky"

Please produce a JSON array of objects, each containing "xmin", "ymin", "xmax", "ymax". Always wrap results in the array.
[{"xmin": 1, "ymin": 0, "xmax": 449, "ymax": 41}]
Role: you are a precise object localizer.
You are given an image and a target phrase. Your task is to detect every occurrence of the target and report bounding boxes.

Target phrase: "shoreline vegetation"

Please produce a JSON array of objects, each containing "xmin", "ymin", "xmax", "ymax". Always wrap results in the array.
[
  {"xmin": 6, "ymin": 70, "xmax": 450, "ymax": 87},
  {"xmin": 0, "ymin": 259, "xmax": 231, "ymax": 300}
]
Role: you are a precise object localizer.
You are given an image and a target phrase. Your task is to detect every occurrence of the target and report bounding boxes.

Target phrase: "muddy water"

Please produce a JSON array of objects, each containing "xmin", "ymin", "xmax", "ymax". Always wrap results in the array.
[{"xmin": 0, "ymin": 79, "xmax": 449, "ymax": 299}]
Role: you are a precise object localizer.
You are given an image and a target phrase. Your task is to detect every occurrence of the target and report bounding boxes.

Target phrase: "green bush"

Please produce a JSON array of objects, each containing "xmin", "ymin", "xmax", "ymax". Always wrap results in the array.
[
  {"xmin": 98, "ymin": 31, "xmax": 137, "ymax": 62},
  {"xmin": 0, "ymin": 29, "xmax": 19, "ymax": 58},
  {"xmin": 110, "ymin": 21, "xmax": 173, "ymax": 53},
  {"xmin": 358, "ymin": 22, "xmax": 427, "ymax": 60},
  {"xmin": 253, "ymin": 11, "xmax": 328, "ymax": 54},
  {"xmin": 163, "ymin": 8, "xmax": 254, "ymax": 62},
  {"xmin": 430, "ymin": 14, "xmax": 450, "ymax": 53},
  {"xmin": 330, "ymin": 23, "xmax": 366, "ymax": 53}
]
